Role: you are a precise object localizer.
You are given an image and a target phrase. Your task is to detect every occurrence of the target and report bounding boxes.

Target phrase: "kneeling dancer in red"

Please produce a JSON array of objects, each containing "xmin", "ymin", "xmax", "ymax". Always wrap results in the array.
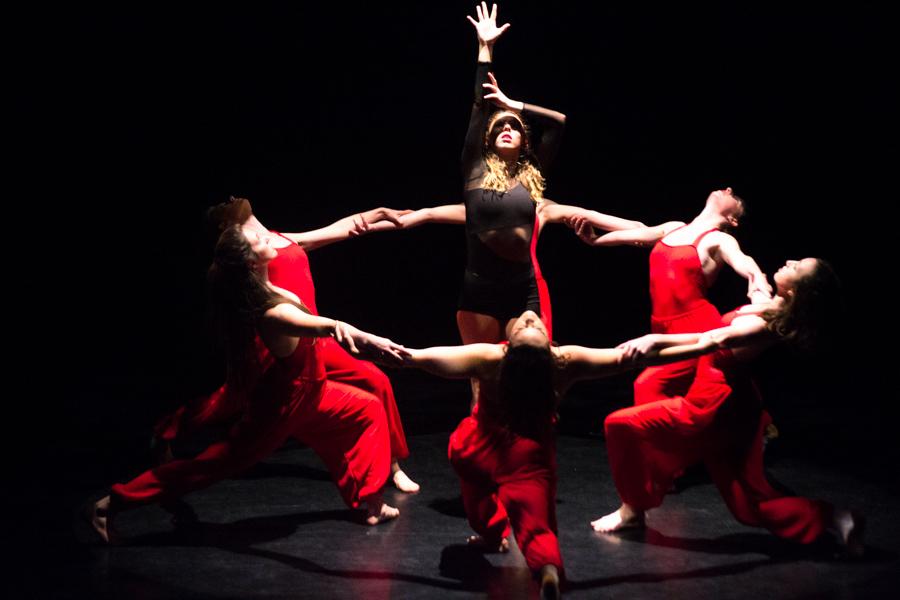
[
  {"xmin": 594, "ymin": 258, "xmax": 864, "ymax": 557},
  {"xmin": 91, "ymin": 225, "xmax": 406, "ymax": 543},
  {"xmin": 402, "ymin": 309, "xmax": 708, "ymax": 598}
]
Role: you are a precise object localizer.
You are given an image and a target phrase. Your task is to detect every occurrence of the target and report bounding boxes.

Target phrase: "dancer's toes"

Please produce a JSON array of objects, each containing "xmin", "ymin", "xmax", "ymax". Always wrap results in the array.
[
  {"xmin": 392, "ymin": 469, "xmax": 420, "ymax": 494},
  {"xmin": 591, "ymin": 505, "xmax": 644, "ymax": 533},
  {"xmin": 366, "ymin": 503, "xmax": 400, "ymax": 526},
  {"xmin": 539, "ymin": 564, "xmax": 560, "ymax": 600},
  {"xmin": 87, "ymin": 496, "xmax": 116, "ymax": 544},
  {"xmin": 467, "ymin": 535, "xmax": 509, "ymax": 553},
  {"xmin": 833, "ymin": 509, "xmax": 866, "ymax": 558}
]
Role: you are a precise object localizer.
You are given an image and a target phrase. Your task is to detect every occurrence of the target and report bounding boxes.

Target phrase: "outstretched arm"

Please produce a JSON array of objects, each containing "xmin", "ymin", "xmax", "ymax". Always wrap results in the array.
[
  {"xmin": 557, "ymin": 345, "xmax": 632, "ymax": 386},
  {"xmin": 539, "ymin": 200, "xmax": 645, "ymax": 231},
  {"xmin": 281, "ymin": 207, "xmax": 412, "ymax": 251},
  {"xmin": 617, "ymin": 313, "xmax": 772, "ymax": 364},
  {"xmin": 404, "ymin": 343, "xmax": 504, "ymax": 379},
  {"xmin": 358, "ymin": 204, "xmax": 466, "ymax": 234},
  {"xmin": 261, "ymin": 303, "xmax": 408, "ymax": 364},
  {"xmin": 568, "ymin": 217, "xmax": 684, "ymax": 247},
  {"xmin": 712, "ymin": 233, "xmax": 774, "ymax": 300}
]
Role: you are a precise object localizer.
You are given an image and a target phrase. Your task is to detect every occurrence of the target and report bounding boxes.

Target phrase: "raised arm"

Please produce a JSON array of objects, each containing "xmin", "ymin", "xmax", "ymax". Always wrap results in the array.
[
  {"xmin": 462, "ymin": 4, "xmax": 510, "ymax": 181},
  {"xmin": 281, "ymin": 207, "xmax": 412, "ymax": 251},
  {"xmin": 538, "ymin": 200, "xmax": 645, "ymax": 231},
  {"xmin": 709, "ymin": 232, "xmax": 774, "ymax": 300},
  {"xmin": 480, "ymin": 71, "xmax": 567, "ymax": 172},
  {"xmin": 404, "ymin": 343, "xmax": 504, "ymax": 379},
  {"xmin": 568, "ymin": 217, "xmax": 684, "ymax": 247}
]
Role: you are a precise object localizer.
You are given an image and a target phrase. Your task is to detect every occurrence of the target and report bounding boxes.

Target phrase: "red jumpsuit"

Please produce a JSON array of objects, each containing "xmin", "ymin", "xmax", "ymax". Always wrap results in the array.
[
  {"xmin": 449, "ymin": 402, "xmax": 563, "ymax": 575},
  {"xmin": 633, "ymin": 227, "xmax": 723, "ymax": 405},
  {"xmin": 157, "ymin": 233, "xmax": 409, "ymax": 461},
  {"xmin": 114, "ymin": 334, "xmax": 391, "ymax": 510},
  {"xmin": 604, "ymin": 309, "xmax": 831, "ymax": 543}
]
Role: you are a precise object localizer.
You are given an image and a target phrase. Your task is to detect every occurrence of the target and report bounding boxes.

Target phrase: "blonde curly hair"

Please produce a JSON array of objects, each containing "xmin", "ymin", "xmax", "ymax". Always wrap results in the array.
[{"xmin": 481, "ymin": 111, "xmax": 546, "ymax": 202}]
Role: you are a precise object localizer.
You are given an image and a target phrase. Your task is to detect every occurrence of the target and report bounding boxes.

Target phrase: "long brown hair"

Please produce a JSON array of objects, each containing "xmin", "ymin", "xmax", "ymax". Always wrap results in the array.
[
  {"xmin": 480, "ymin": 342, "xmax": 565, "ymax": 440},
  {"xmin": 207, "ymin": 225, "xmax": 293, "ymax": 388},
  {"xmin": 763, "ymin": 259, "xmax": 842, "ymax": 351}
]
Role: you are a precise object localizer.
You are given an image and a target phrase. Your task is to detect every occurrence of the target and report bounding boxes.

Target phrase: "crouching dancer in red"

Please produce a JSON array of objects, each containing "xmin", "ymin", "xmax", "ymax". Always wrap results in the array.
[
  {"xmin": 401, "ymin": 309, "xmax": 709, "ymax": 598},
  {"xmin": 91, "ymin": 225, "xmax": 405, "ymax": 543},
  {"xmin": 593, "ymin": 258, "xmax": 865, "ymax": 556},
  {"xmin": 156, "ymin": 197, "xmax": 419, "ymax": 493}
]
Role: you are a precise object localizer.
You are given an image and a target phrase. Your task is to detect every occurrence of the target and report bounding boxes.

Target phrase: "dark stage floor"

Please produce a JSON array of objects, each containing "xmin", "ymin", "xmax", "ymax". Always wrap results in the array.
[{"xmin": 36, "ymin": 429, "xmax": 898, "ymax": 599}]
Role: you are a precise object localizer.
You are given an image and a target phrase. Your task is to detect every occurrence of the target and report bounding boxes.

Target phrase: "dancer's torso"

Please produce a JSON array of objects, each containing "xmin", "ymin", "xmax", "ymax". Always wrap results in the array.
[
  {"xmin": 268, "ymin": 232, "xmax": 318, "ymax": 315},
  {"xmin": 649, "ymin": 227, "xmax": 721, "ymax": 332}
]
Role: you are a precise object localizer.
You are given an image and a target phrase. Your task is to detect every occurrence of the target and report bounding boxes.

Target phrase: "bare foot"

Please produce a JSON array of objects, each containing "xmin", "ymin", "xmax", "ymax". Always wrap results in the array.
[
  {"xmin": 365, "ymin": 502, "xmax": 400, "ymax": 526},
  {"xmin": 88, "ymin": 495, "xmax": 116, "ymax": 544},
  {"xmin": 151, "ymin": 436, "xmax": 174, "ymax": 465},
  {"xmin": 391, "ymin": 464, "xmax": 420, "ymax": 494},
  {"xmin": 539, "ymin": 564, "xmax": 560, "ymax": 600},
  {"xmin": 467, "ymin": 535, "xmax": 509, "ymax": 553},
  {"xmin": 832, "ymin": 509, "xmax": 865, "ymax": 558},
  {"xmin": 591, "ymin": 504, "xmax": 645, "ymax": 533}
]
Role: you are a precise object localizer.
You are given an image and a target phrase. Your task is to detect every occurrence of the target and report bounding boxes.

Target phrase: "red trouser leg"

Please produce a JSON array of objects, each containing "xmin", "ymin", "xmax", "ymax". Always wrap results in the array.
[
  {"xmin": 319, "ymin": 337, "xmax": 409, "ymax": 461},
  {"xmin": 293, "ymin": 380, "xmax": 391, "ymax": 508},
  {"xmin": 705, "ymin": 416, "xmax": 831, "ymax": 543},
  {"xmin": 114, "ymin": 381, "xmax": 321, "ymax": 508},
  {"xmin": 633, "ymin": 359, "xmax": 700, "ymax": 406},
  {"xmin": 450, "ymin": 417, "xmax": 563, "ymax": 574},
  {"xmin": 154, "ymin": 384, "xmax": 247, "ymax": 442},
  {"xmin": 604, "ymin": 399, "xmax": 703, "ymax": 511},
  {"xmin": 459, "ymin": 479, "xmax": 510, "ymax": 544}
]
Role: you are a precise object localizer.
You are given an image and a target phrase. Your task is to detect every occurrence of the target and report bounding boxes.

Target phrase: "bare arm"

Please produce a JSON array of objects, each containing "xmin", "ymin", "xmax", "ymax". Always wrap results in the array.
[
  {"xmin": 281, "ymin": 207, "xmax": 411, "ymax": 251},
  {"xmin": 711, "ymin": 233, "xmax": 774, "ymax": 300},
  {"xmin": 539, "ymin": 200, "xmax": 645, "ymax": 231},
  {"xmin": 570, "ymin": 218, "xmax": 684, "ymax": 248},
  {"xmin": 261, "ymin": 304, "xmax": 407, "ymax": 363},
  {"xmin": 404, "ymin": 343, "xmax": 504, "ymax": 379},
  {"xmin": 557, "ymin": 345, "xmax": 631, "ymax": 386},
  {"xmin": 361, "ymin": 204, "xmax": 466, "ymax": 234},
  {"xmin": 618, "ymin": 313, "xmax": 773, "ymax": 364},
  {"xmin": 261, "ymin": 303, "xmax": 338, "ymax": 338}
]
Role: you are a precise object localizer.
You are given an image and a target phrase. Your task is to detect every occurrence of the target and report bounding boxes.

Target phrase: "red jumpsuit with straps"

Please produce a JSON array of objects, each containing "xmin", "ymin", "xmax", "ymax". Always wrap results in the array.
[
  {"xmin": 114, "ymin": 330, "xmax": 391, "ymax": 510},
  {"xmin": 605, "ymin": 308, "xmax": 831, "ymax": 543},
  {"xmin": 633, "ymin": 227, "xmax": 723, "ymax": 405},
  {"xmin": 156, "ymin": 232, "xmax": 409, "ymax": 461},
  {"xmin": 448, "ymin": 358, "xmax": 563, "ymax": 576}
]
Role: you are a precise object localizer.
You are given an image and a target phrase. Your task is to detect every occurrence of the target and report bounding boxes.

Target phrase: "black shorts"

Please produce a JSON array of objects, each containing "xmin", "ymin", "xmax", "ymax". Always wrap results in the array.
[{"xmin": 457, "ymin": 268, "xmax": 541, "ymax": 322}]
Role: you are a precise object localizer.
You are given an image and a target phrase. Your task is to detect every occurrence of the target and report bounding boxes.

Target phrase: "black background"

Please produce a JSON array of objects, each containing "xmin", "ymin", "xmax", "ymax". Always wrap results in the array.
[{"xmin": 12, "ymin": 4, "xmax": 896, "ymax": 492}]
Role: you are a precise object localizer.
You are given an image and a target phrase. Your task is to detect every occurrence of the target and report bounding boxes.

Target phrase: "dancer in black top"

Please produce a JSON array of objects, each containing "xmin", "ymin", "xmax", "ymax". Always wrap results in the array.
[{"xmin": 365, "ymin": 2, "xmax": 643, "ymax": 345}]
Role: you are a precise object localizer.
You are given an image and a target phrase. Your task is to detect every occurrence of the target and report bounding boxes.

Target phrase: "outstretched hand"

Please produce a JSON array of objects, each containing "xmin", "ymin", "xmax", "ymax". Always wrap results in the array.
[
  {"xmin": 333, "ymin": 321, "xmax": 410, "ymax": 366},
  {"xmin": 616, "ymin": 334, "xmax": 660, "ymax": 362},
  {"xmin": 467, "ymin": 2, "xmax": 510, "ymax": 46},
  {"xmin": 349, "ymin": 208, "xmax": 413, "ymax": 237},
  {"xmin": 565, "ymin": 216, "xmax": 600, "ymax": 246}
]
